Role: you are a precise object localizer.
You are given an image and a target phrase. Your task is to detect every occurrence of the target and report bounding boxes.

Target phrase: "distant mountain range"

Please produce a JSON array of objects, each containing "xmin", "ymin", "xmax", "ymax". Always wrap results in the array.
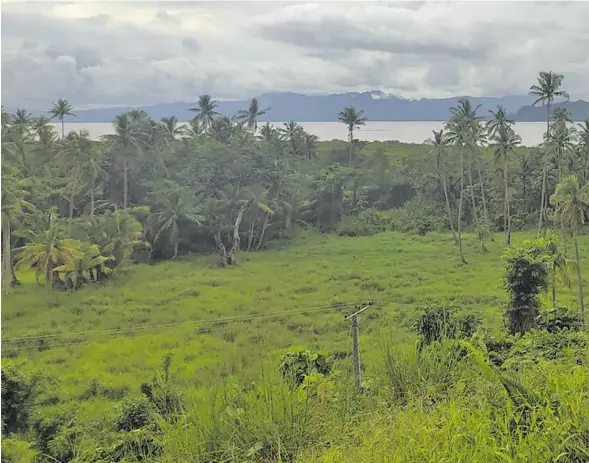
[{"xmin": 17, "ymin": 92, "xmax": 589, "ymax": 123}]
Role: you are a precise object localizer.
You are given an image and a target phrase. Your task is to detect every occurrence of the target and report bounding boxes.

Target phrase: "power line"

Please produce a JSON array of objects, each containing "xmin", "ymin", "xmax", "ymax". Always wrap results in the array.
[{"xmin": 2, "ymin": 301, "xmax": 378, "ymax": 351}]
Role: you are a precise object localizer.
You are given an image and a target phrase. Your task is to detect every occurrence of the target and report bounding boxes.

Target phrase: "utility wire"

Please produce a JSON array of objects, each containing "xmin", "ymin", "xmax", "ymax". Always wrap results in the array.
[{"xmin": 2, "ymin": 301, "xmax": 379, "ymax": 351}]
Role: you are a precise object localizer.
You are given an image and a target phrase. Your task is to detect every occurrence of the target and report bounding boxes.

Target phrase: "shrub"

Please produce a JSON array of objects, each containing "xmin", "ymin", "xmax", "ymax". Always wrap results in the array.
[
  {"xmin": 395, "ymin": 196, "xmax": 447, "ymax": 235},
  {"xmin": 0, "ymin": 439, "xmax": 38, "ymax": 463},
  {"xmin": 536, "ymin": 306, "xmax": 583, "ymax": 333},
  {"xmin": 116, "ymin": 395, "xmax": 155, "ymax": 431},
  {"xmin": 503, "ymin": 240, "xmax": 549, "ymax": 335},
  {"xmin": 1, "ymin": 360, "xmax": 51, "ymax": 435},
  {"xmin": 279, "ymin": 350, "xmax": 332, "ymax": 385},
  {"xmin": 337, "ymin": 209, "xmax": 395, "ymax": 237},
  {"xmin": 410, "ymin": 304, "xmax": 480, "ymax": 346}
]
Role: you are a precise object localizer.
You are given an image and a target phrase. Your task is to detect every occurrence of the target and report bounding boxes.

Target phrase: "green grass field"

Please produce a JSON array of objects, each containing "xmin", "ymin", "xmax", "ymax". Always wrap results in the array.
[{"xmin": 3, "ymin": 230, "xmax": 589, "ymax": 462}]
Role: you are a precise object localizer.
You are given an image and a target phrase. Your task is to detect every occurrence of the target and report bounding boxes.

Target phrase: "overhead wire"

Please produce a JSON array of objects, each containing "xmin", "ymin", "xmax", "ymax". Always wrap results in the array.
[{"xmin": 1, "ymin": 300, "xmax": 381, "ymax": 352}]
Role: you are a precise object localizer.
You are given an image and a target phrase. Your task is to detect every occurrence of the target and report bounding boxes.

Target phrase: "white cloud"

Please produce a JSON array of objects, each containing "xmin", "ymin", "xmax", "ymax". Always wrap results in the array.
[{"xmin": 2, "ymin": 1, "xmax": 588, "ymax": 110}]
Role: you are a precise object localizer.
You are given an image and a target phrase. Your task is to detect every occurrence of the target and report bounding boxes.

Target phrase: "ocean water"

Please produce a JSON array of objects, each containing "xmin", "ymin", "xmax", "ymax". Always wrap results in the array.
[{"xmin": 55, "ymin": 121, "xmax": 549, "ymax": 147}]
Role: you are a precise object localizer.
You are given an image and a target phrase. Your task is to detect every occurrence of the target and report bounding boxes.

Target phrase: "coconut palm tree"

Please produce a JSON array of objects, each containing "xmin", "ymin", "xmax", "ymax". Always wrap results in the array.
[
  {"xmin": 449, "ymin": 99, "xmax": 482, "ymax": 228},
  {"xmin": 337, "ymin": 106, "xmax": 366, "ymax": 165},
  {"xmin": 489, "ymin": 106, "xmax": 521, "ymax": 246},
  {"xmin": 493, "ymin": 127, "xmax": 521, "ymax": 246},
  {"xmin": 258, "ymin": 122, "xmax": 277, "ymax": 142},
  {"xmin": 301, "ymin": 132, "xmax": 319, "ymax": 161},
  {"xmin": 577, "ymin": 119, "xmax": 589, "ymax": 183},
  {"xmin": 548, "ymin": 116, "xmax": 576, "ymax": 181},
  {"xmin": 529, "ymin": 71, "xmax": 569, "ymax": 235},
  {"xmin": 1, "ymin": 168, "xmax": 35, "ymax": 294},
  {"xmin": 279, "ymin": 121, "xmax": 304, "ymax": 165},
  {"xmin": 236, "ymin": 98, "xmax": 268, "ymax": 135},
  {"xmin": 160, "ymin": 116, "xmax": 183, "ymax": 141},
  {"xmin": 189, "ymin": 94, "xmax": 218, "ymax": 133},
  {"xmin": 545, "ymin": 237, "xmax": 574, "ymax": 308},
  {"xmin": 445, "ymin": 118, "xmax": 467, "ymax": 263},
  {"xmin": 49, "ymin": 99, "xmax": 75, "ymax": 139},
  {"xmin": 181, "ymin": 118, "xmax": 202, "ymax": 140},
  {"xmin": 101, "ymin": 113, "xmax": 144, "ymax": 208},
  {"xmin": 550, "ymin": 175, "xmax": 589, "ymax": 317},
  {"xmin": 148, "ymin": 187, "xmax": 204, "ymax": 258},
  {"xmin": 429, "ymin": 129, "xmax": 457, "ymax": 243},
  {"xmin": 16, "ymin": 211, "xmax": 84, "ymax": 288}
]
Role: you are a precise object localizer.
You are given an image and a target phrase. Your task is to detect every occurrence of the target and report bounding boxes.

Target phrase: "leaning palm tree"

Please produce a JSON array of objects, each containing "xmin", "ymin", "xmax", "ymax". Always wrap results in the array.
[
  {"xmin": 529, "ymin": 71, "xmax": 569, "ymax": 235},
  {"xmin": 49, "ymin": 98, "xmax": 75, "ymax": 138},
  {"xmin": 489, "ymin": 106, "xmax": 521, "ymax": 246},
  {"xmin": 236, "ymin": 98, "xmax": 268, "ymax": 134},
  {"xmin": 428, "ymin": 130, "xmax": 457, "ymax": 243},
  {"xmin": 189, "ymin": 94, "xmax": 219, "ymax": 133},
  {"xmin": 148, "ymin": 187, "xmax": 204, "ymax": 258},
  {"xmin": 545, "ymin": 237, "xmax": 574, "ymax": 308},
  {"xmin": 337, "ymin": 106, "xmax": 366, "ymax": 165},
  {"xmin": 550, "ymin": 175, "xmax": 589, "ymax": 317}
]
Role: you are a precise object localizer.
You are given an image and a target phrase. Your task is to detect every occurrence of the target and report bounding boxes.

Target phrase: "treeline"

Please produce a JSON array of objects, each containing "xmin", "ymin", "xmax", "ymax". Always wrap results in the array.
[{"xmin": 1, "ymin": 72, "xmax": 589, "ymax": 294}]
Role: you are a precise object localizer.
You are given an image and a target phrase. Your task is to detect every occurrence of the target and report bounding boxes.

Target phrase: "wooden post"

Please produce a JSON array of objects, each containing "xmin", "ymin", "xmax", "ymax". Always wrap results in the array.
[
  {"xmin": 345, "ymin": 304, "xmax": 372, "ymax": 392},
  {"xmin": 351, "ymin": 313, "xmax": 361, "ymax": 391}
]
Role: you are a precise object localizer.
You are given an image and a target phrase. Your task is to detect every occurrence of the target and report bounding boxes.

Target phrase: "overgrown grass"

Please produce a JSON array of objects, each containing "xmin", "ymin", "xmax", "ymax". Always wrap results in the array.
[{"xmin": 3, "ymin": 230, "xmax": 589, "ymax": 462}]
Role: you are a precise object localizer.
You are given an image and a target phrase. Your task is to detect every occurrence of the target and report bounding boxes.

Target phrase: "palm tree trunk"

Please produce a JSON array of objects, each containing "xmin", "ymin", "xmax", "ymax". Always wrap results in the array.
[
  {"xmin": 552, "ymin": 269, "xmax": 556, "ymax": 308},
  {"xmin": 477, "ymin": 157, "xmax": 489, "ymax": 223},
  {"xmin": 573, "ymin": 235, "xmax": 585, "ymax": 319},
  {"xmin": 348, "ymin": 128, "xmax": 353, "ymax": 166},
  {"xmin": 90, "ymin": 183, "xmax": 95, "ymax": 216},
  {"xmin": 61, "ymin": 117, "xmax": 65, "ymax": 139},
  {"xmin": 69, "ymin": 178, "xmax": 76, "ymax": 234},
  {"xmin": 458, "ymin": 149, "xmax": 467, "ymax": 264},
  {"xmin": 467, "ymin": 149, "xmax": 478, "ymax": 226},
  {"xmin": 441, "ymin": 172, "xmax": 457, "ymax": 243},
  {"xmin": 3, "ymin": 223, "xmax": 11, "ymax": 295},
  {"xmin": 256, "ymin": 213, "xmax": 270, "ymax": 251},
  {"xmin": 538, "ymin": 102, "xmax": 551, "ymax": 237},
  {"xmin": 538, "ymin": 164, "xmax": 548, "ymax": 237},
  {"xmin": 504, "ymin": 155, "xmax": 510, "ymax": 246},
  {"xmin": 173, "ymin": 241, "xmax": 178, "ymax": 259},
  {"xmin": 247, "ymin": 217, "xmax": 255, "ymax": 251},
  {"xmin": 123, "ymin": 159, "xmax": 128, "ymax": 209}
]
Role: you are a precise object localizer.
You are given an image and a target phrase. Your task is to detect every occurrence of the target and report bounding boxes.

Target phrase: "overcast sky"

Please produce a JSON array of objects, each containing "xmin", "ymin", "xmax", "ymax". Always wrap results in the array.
[{"xmin": 2, "ymin": 1, "xmax": 589, "ymax": 110}]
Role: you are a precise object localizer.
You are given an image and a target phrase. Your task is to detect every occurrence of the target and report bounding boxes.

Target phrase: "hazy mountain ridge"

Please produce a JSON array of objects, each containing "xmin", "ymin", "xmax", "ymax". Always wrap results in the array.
[{"xmin": 14, "ymin": 92, "xmax": 589, "ymax": 123}]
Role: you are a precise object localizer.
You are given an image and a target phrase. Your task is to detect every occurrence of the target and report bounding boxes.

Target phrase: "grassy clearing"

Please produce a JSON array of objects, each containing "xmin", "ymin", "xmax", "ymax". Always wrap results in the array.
[{"xmin": 3, "ymin": 230, "xmax": 589, "ymax": 462}]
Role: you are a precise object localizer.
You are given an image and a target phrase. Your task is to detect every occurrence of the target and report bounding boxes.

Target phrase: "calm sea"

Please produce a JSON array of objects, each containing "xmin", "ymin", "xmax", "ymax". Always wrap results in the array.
[{"xmin": 55, "ymin": 121, "xmax": 548, "ymax": 147}]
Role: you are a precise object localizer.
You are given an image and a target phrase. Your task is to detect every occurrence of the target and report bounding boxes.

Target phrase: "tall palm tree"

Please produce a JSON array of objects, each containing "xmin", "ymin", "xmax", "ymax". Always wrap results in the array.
[
  {"xmin": 489, "ymin": 109, "xmax": 521, "ymax": 246},
  {"xmin": 148, "ymin": 188, "xmax": 204, "ymax": 258},
  {"xmin": 1, "ymin": 168, "xmax": 35, "ymax": 294},
  {"xmin": 236, "ymin": 98, "xmax": 268, "ymax": 134},
  {"xmin": 548, "ymin": 116, "xmax": 576, "ymax": 181},
  {"xmin": 429, "ymin": 129, "xmax": 457, "ymax": 243},
  {"xmin": 279, "ymin": 121, "xmax": 304, "ymax": 164},
  {"xmin": 101, "ymin": 113, "xmax": 143, "ymax": 208},
  {"xmin": 449, "ymin": 99, "xmax": 482, "ymax": 228},
  {"xmin": 258, "ymin": 122, "xmax": 278, "ymax": 142},
  {"xmin": 550, "ymin": 175, "xmax": 589, "ymax": 317},
  {"xmin": 445, "ymin": 117, "xmax": 467, "ymax": 263},
  {"xmin": 12, "ymin": 109, "xmax": 33, "ymax": 138},
  {"xmin": 49, "ymin": 98, "xmax": 75, "ymax": 139},
  {"xmin": 301, "ymin": 133, "xmax": 319, "ymax": 161},
  {"xmin": 337, "ymin": 106, "xmax": 366, "ymax": 165},
  {"xmin": 545, "ymin": 237, "xmax": 574, "ymax": 308},
  {"xmin": 189, "ymin": 94, "xmax": 218, "ymax": 133},
  {"xmin": 529, "ymin": 71, "xmax": 569, "ymax": 235},
  {"xmin": 62, "ymin": 130, "xmax": 94, "ymax": 226},
  {"xmin": 160, "ymin": 116, "xmax": 183, "ymax": 141},
  {"xmin": 577, "ymin": 119, "xmax": 589, "ymax": 183}
]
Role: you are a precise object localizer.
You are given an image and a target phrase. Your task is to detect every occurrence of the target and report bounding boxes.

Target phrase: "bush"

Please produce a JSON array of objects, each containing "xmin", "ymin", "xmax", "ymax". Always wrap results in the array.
[
  {"xmin": 279, "ymin": 350, "xmax": 332, "ymax": 385},
  {"xmin": 0, "ymin": 439, "xmax": 38, "ymax": 463},
  {"xmin": 394, "ymin": 196, "xmax": 448, "ymax": 235},
  {"xmin": 536, "ymin": 306, "xmax": 583, "ymax": 333},
  {"xmin": 337, "ymin": 209, "xmax": 395, "ymax": 237},
  {"xmin": 116, "ymin": 395, "xmax": 155, "ymax": 432},
  {"xmin": 1, "ymin": 360, "xmax": 51, "ymax": 435},
  {"xmin": 410, "ymin": 304, "xmax": 480, "ymax": 346}
]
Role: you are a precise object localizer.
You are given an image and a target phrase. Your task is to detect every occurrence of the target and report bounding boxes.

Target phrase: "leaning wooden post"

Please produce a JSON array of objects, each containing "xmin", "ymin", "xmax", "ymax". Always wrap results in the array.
[{"xmin": 345, "ymin": 304, "xmax": 372, "ymax": 392}]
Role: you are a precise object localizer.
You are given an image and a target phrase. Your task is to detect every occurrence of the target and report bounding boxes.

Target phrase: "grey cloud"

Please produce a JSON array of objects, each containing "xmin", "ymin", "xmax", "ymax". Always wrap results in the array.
[
  {"xmin": 2, "ymin": 1, "xmax": 589, "ymax": 110},
  {"xmin": 182, "ymin": 38, "xmax": 201, "ymax": 54}
]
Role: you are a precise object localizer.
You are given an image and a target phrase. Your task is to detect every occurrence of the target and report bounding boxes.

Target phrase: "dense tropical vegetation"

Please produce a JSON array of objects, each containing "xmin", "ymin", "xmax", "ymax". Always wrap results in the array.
[{"xmin": 2, "ymin": 71, "xmax": 589, "ymax": 462}]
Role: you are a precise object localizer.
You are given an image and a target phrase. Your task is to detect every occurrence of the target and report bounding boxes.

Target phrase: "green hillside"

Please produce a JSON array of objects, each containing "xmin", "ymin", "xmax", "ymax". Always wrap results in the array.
[{"xmin": 3, "ymin": 231, "xmax": 589, "ymax": 462}]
